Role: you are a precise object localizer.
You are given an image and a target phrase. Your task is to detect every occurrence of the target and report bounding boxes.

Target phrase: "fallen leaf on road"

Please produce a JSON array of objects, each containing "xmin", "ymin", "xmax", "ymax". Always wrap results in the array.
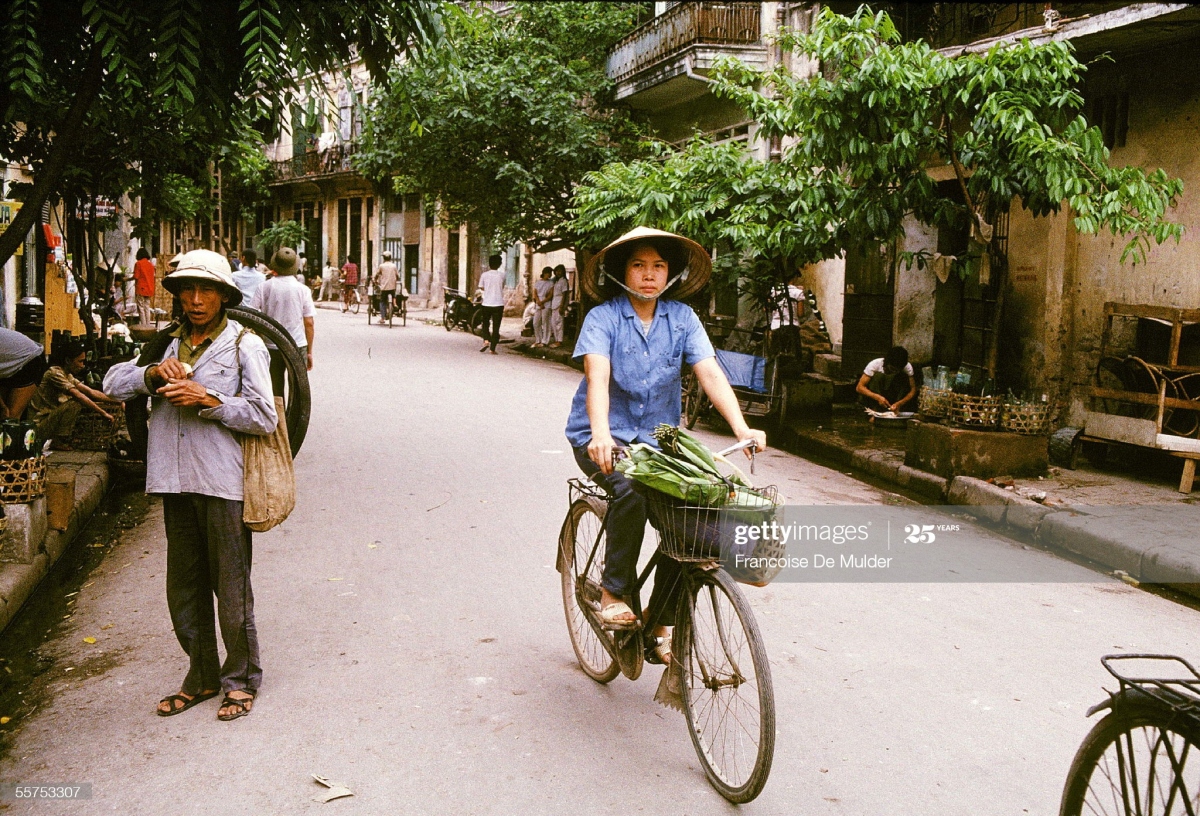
[
  {"xmin": 0, "ymin": 717, "xmax": 9, "ymax": 724},
  {"xmin": 100, "ymin": 624, "xmax": 113, "ymax": 630},
  {"xmin": 311, "ymin": 774, "xmax": 353, "ymax": 804},
  {"xmin": 367, "ymin": 544, "xmax": 378, "ymax": 549},
  {"xmin": 82, "ymin": 637, "xmax": 96, "ymax": 644},
  {"xmin": 328, "ymin": 577, "xmax": 344, "ymax": 582}
]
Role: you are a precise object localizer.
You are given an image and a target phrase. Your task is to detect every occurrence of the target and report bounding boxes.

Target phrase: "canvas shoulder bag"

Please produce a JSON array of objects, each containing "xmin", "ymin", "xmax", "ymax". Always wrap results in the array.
[{"xmin": 233, "ymin": 328, "xmax": 295, "ymax": 531}]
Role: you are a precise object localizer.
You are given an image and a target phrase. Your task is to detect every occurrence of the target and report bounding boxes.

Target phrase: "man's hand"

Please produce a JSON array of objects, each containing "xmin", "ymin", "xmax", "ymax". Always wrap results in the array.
[
  {"xmin": 150, "ymin": 358, "xmax": 192, "ymax": 387},
  {"xmin": 876, "ymin": 394, "xmax": 890, "ymax": 409},
  {"xmin": 157, "ymin": 379, "xmax": 219, "ymax": 408},
  {"xmin": 588, "ymin": 433, "xmax": 618, "ymax": 475},
  {"xmin": 306, "ymin": 351, "xmax": 314, "ymax": 371}
]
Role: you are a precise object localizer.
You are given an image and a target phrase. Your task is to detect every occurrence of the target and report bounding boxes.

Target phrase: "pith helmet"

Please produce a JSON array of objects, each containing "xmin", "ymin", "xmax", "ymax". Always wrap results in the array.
[
  {"xmin": 582, "ymin": 226, "xmax": 711, "ymax": 302},
  {"xmin": 162, "ymin": 249, "xmax": 242, "ymax": 306}
]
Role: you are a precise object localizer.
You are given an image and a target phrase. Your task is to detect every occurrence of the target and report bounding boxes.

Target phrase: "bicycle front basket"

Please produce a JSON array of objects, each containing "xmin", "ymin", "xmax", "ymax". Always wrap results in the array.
[{"xmin": 643, "ymin": 483, "xmax": 777, "ymax": 568}]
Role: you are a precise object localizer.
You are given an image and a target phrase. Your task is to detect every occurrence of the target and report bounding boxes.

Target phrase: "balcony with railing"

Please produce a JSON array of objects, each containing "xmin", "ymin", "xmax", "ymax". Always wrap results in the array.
[
  {"xmin": 269, "ymin": 141, "xmax": 359, "ymax": 185},
  {"xmin": 607, "ymin": 2, "xmax": 767, "ymax": 106}
]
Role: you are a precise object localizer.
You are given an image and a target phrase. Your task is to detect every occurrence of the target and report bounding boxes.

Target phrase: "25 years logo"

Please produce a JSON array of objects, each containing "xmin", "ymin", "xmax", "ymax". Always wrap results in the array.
[{"xmin": 904, "ymin": 524, "xmax": 937, "ymax": 544}]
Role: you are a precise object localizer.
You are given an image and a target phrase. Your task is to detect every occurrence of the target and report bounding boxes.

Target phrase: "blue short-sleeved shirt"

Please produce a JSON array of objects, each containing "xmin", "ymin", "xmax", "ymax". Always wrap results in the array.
[{"xmin": 565, "ymin": 296, "xmax": 715, "ymax": 448}]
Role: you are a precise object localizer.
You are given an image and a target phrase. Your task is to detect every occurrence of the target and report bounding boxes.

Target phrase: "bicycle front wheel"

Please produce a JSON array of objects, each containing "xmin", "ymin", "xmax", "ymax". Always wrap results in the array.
[
  {"xmin": 351, "ymin": 293, "xmax": 361, "ymax": 314},
  {"xmin": 678, "ymin": 568, "xmax": 775, "ymax": 803},
  {"xmin": 1060, "ymin": 704, "xmax": 1200, "ymax": 816},
  {"xmin": 559, "ymin": 498, "xmax": 619, "ymax": 684}
]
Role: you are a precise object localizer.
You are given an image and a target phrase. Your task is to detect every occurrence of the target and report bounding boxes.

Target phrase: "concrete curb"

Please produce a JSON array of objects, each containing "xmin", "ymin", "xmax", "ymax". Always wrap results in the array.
[
  {"xmin": 788, "ymin": 426, "xmax": 1200, "ymax": 599},
  {"xmin": 0, "ymin": 452, "xmax": 109, "ymax": 633}
]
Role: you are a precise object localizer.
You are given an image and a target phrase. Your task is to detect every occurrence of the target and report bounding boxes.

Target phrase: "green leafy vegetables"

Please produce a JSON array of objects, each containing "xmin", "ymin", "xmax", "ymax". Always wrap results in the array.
[{"xmin": 616, "ymin": 424, "xmax": 772, "ymax": 509}]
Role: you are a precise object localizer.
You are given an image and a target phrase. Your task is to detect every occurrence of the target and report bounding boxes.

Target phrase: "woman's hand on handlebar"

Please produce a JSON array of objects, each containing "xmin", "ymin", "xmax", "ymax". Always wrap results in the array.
[
  {"xmin": 588, "ymin": 434, "xmax": 619, "ymax": 475},
  {"xmin": 735, "ymin": 427, "xmax": 767, "ymax": 459}
]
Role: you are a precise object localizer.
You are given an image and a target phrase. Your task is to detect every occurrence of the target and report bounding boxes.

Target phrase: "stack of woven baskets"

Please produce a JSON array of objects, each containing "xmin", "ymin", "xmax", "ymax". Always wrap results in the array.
[
  {"xmin": 919, "ymin": 387, "xmax": 1053, "ymax": 435},
  {"xmin": 69, "ymin": 405, "xmax": 125, "ymax": 452}
]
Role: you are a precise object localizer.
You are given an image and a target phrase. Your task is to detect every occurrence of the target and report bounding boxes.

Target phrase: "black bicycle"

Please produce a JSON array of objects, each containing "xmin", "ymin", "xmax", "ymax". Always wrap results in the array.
[
  {"xmin": 1060, "ymin": 654, "xmax": 1200, "ymax": 815},
  {"xmin": 557, "ymin": 440, "xmax": 777, "ymax": 803}
]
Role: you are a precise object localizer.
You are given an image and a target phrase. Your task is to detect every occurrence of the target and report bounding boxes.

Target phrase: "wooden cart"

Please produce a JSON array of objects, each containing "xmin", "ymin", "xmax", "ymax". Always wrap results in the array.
[{"xmin": 1076, "ymin": 302, "xmax": 1200, "ymax": 492}]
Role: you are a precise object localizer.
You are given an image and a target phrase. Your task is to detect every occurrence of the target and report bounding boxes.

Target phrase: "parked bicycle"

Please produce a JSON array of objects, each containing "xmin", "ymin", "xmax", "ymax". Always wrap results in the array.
[
  {"xmin": 558, "ymin": 439, "xmax": 776, "ymax": 803},
  {"xmin": 1059, "ymin": 653, "xmax": 1200, "ymax": 815},
  {"xmin": 443, "ymin": 286, "xmax": 479, "ymax": 332},
  {"xmin": 682, "ymin": 325, "xmax": 787, "ymax": 430}
]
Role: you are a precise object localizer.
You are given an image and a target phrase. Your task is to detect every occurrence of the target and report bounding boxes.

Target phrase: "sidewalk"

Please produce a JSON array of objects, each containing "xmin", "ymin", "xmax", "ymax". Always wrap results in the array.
[
  {"xmin": 0, "ymin": 451, "xmax": 109, "ymax": 633},
  {"xmin": 507, "ymin": 337, "xmax": 1200, "ymax": 600}
]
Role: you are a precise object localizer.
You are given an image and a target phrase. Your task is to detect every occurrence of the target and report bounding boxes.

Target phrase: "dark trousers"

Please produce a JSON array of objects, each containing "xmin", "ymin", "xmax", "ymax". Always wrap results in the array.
[
  {"xmin": 162, "ymin": 494, "xmax": 261, "ymax": 695},
  {"xmin": 480, "ymin": 305, "xmax": 503, "ymax": 351},
  {"xmin": 573, "ymin": 446, "xmax": 680, "ymax": 626}
]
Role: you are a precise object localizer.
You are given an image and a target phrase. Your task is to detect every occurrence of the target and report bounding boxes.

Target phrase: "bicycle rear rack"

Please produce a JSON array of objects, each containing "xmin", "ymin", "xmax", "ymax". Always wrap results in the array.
[{"xmin": 1101, "ymin": 653, "xmax": 1200, "ymax": 724}]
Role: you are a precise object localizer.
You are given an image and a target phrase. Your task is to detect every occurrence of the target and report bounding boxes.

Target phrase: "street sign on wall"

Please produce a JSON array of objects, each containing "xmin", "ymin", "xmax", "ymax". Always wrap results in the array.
[{"xmin": 0, "ymin": 201, "xmax": 22, "ymax": 237}]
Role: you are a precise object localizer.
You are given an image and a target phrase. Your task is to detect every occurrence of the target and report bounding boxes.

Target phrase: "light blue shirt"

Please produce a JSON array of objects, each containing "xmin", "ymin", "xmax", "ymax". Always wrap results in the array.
[
  {"xmin": 103, "ymin": 319, "xmax": 277, "ymax": 501},
  {"xmin": 232, "ymin": 266, "xmax": 267, "ymax": 301},
  {"xmin": 565, "ymin": 297, "xmax": 714, "ymax": 448}
]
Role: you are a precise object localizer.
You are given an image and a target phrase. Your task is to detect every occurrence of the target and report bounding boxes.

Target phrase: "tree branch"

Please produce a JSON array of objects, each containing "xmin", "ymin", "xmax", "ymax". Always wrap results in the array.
[{"xmin": 0, "ymin": 42, "xmax": 106, "ymax": 268}]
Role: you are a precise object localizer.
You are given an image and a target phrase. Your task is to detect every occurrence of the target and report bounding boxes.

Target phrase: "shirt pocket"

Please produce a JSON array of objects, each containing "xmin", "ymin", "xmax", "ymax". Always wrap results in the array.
[{"xmin": 658, "ymin": 326, "xmax": 686, "ymax": 370}]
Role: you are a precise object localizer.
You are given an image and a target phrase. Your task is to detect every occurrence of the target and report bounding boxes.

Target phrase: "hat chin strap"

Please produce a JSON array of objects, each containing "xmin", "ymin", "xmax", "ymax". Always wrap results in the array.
[{"xmin": 602, "ymin": 269, "xmax": 688, "ymax": 302}]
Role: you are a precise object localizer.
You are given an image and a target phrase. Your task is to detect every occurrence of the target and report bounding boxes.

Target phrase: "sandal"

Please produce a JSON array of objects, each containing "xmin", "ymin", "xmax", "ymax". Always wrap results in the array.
[
  {"xmin": 645, "ymin": 633, "xmax": 672, "ymax": 666},
  {"xmin": 598, "ymin": 601, "xmax": 639, "ymax": 630},
  {"xmin": 216, "ymin": 691, "xmax": 256, "ymax": 721},
  {"xmin": 156, "ymin": 689, "xmax": 219, "ymax": 717}
]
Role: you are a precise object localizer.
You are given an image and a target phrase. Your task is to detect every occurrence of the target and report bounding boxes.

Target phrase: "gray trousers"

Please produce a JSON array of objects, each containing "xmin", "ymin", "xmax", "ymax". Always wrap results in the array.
[{"xmin": 162, "ymin": 494, "xmax": 261, "ymax": 695}]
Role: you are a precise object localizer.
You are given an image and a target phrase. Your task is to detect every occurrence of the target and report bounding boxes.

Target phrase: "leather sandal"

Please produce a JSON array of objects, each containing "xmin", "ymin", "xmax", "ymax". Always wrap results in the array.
[
  {"xmin": 216, "ymin": 692, "xmax": 255, "ymax": 721},
  {"xmin": 156, "ymin": 689, "xmax": 218, "ymax": 717},
  {"xmin": 598, "ymin": 601, "xmax": 639, "ymax": 630}
]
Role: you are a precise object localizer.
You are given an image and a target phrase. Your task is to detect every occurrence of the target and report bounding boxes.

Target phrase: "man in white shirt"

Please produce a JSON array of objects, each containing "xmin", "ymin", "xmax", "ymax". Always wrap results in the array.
[
  {"xmin": 856, "ymin": 346, "xmax": 917, "ymax": 412},
  {"xmin": 549, "ymin": 264, "xmax": 570, "ymax": 347},
  {"xmin": 373, "ymin": 251, "xmax": 405, "ymax": 322},
  {"xmin": 249, "ymin": 247, "xmax": 315, "ymax": 395},
  {"xmin": 478, "ymin": 253, "xmax": 506, "ymax": 354},
  {"xmin": 319, "ymin": 258, "xmax": 337, "ymax": 301}
]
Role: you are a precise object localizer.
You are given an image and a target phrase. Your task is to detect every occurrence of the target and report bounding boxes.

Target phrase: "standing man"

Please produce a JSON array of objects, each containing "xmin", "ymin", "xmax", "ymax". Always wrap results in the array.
[
  {"xmin": 250, "ymin": 247, "xmax": 315, "ymax": 395},
  {"xmin": 549, "ymin": 264, "xmax": 569, "ymax": 348},
  {"xmin": 478, "ymin": 253, "xmax": 505, "ymax": 354},
  {"xmin": 104, "ymin": 249, "xmax": 277, "ymax": 722},
  {"xmin": 320, "ymin": 258, "xmax": 337, "ymax": 302},
  {"xmin": 233, "ymin": 249, "xmax": 266, "ymax": 302},
  {"xmin": 373, "ymin": 251, "xmax": 400, "ymax": 322},
  {"xmin": 133, "ymin": 247, "xmax": 157, "ymax": 326}
]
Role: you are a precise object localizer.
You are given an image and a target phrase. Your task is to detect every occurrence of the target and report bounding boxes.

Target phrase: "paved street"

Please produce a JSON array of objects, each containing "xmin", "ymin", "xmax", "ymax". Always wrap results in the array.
[{"xmin": 1, "ymin": 309, "xmax": 1198, "ymax": 815}]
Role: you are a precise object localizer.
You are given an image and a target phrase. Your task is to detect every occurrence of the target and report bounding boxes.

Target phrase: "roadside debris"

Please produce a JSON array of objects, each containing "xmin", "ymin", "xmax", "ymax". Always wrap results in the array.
[{"xmin": 312, "ymin": 774, "xmax": 354, "ymax": 803}]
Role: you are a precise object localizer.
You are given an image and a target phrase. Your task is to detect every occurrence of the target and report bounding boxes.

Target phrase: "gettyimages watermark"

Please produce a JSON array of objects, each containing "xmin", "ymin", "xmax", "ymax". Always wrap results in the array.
[{"xmin": 705, "ymin": 505, "xmax": 1200, "ymax": 583}]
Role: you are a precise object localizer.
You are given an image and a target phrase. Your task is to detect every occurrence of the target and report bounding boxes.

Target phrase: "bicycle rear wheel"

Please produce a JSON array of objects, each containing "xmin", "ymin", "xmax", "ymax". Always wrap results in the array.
[
  {"xmin": 228, "ymin": 306, "xmax": 311, "ymax": 456},
  {"xmin": 559, "ymin": 498, "xmax": 619, "ymax": 683},
  {"xmin": 682, "ymin": 367, "xmax": 706, "ymax": 430},
  {"xmin": 1060, "ymin": 704, "xmax": 1200, "ymax": 816},
  {"xmin": 677, "ymin": 568, "xmax": 775, "ymax": 803},
  {"xmin": 351, "ymin": 292, "xmax": 361, "ymax": 314}
]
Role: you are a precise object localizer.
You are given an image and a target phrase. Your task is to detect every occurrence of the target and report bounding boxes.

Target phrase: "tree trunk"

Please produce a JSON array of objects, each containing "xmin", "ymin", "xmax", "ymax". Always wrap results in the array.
[{"xmin": 0, "ymin": 44, "xmax": 105, "ymax": 269}]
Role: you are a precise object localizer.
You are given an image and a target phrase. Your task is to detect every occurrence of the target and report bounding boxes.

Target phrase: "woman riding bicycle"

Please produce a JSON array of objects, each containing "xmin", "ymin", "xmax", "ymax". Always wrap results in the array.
[{"xmin": 564, "ymin": 227, "xmax": 766, "ymax": 663}]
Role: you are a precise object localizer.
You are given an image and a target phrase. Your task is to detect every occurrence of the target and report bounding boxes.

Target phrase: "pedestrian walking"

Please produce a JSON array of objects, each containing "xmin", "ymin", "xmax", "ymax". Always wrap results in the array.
[
  {"xmin": 478, "ymin": 253, "xmax": 505, "ymax": 354},
  {"xmin": 103, "ymin": 249, "xmax": 277, "ymax": 722},
  {"xmin": 249, "ymin": 247, "xmax": 315, "ymax": 396},
  {"xmin": 549, "ymin": 264, "xmax": 569, "ymax": 347},
  {"xmin": 233, "ymin": 249, "xmax": 266, "ymax": 302},
  {"xmin": 133, "ymin": 247, "xmax": 157, "ymax": 326},
  {"xmin": 533, "ymin": 266, "xmax": 553, "ymax": 347}
]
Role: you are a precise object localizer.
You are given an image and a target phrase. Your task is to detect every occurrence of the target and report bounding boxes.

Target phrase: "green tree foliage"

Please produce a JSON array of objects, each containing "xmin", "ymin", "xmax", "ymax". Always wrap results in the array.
[
  {"xmin": 256, "ymin": 219, "xmax": 306, "ymax": 260},
  {"xmin": 712, "ymin": 6, "xmax": 1183, "ymax": 266},
  {"xmin": 356, "ymin": 1, "xmax": 648, "ymax": 252},
  {"xmin": 0, "ymin": 0, "xmax": 442, "ymax": 266},
  {"xmin": 572, "ymin": 138, "xmax": 844, "ymax": 312}
]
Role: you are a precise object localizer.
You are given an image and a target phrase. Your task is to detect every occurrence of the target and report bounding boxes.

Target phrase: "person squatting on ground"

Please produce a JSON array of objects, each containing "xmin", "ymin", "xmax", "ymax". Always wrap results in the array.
[
  {"xmin": 133, "ymin": 247, "xmax": 157, "ymax": 326},
  {"xmin": 533, "ymin": 266, "xmax": 553, "ymax": 347},
  {"xmin": 0, "ymin": 327, "xmax": 47, "ymax": 420},
  {"xmin": 564, "ymin": 227, "xmax": 766, "ymax": 664},
  {"xmin": 248, "ymin": 246, "xmax": 315, "ymax": 396},
  {"xmin": 856, "ymin": 345, "xmax": 917, "ymax": 413},
  {"xmin": 104, "ymin": 249, "xmax": 277, "ymax": 722},
  {"xmin": 478, "ymin": 254, "xmax": 505, "ymax": 354},
  {"xmin": 29, "ymin": 341, "xmax": 122, "ymax": 451},
  {"xmin": 549, "ymin": 264, "xmax": 569, "ymax": 347}
]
